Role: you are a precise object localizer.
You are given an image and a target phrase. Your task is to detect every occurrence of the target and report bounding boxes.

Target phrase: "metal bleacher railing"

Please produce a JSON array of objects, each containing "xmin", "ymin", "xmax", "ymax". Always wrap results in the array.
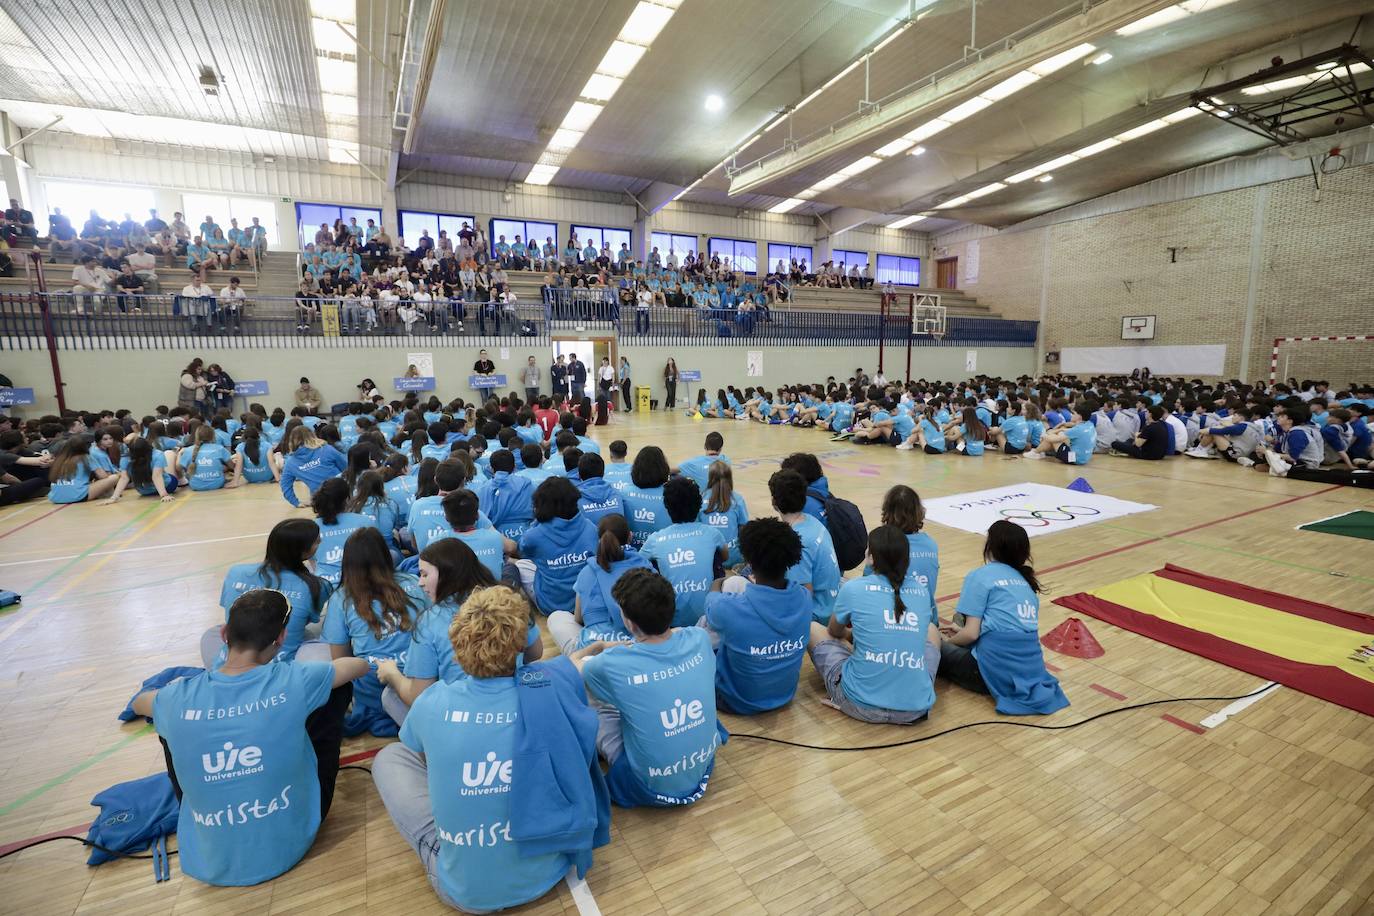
[{"xmin": 0, "ymin": 289, "xmax": 1038, "ymax": 350}]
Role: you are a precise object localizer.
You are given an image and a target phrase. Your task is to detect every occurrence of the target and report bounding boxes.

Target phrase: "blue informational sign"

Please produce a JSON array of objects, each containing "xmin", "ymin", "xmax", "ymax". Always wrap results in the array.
[
  {"xmin": 469, "ymin": 374, "xmax": 508, "ymax": 389},
  {"xmin": 0, "ymin": 387, "xmax": 36, "ymax": 406},
  {"xmin": 395, "ymin": 376, "xmax": 437, "ymax": 392},
  {"xmin": 234, "ymin": 380, "xmax": 270, "ymax": 396},
  {"xmin": 679, "ymin": 370, "xmax": 702, "ymax": 382}
]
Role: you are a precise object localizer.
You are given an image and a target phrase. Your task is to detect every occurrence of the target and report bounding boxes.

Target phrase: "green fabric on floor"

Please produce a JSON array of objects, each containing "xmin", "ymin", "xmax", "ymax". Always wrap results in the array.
[{"xmin": 1299, "ymin": 510, "xmax": 1374, "ymax": 542}]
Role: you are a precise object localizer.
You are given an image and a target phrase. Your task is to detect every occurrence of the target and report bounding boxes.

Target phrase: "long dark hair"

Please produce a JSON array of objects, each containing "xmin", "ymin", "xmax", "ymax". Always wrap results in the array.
[
  {"xmin": 868, "ymin": 525, "xmax": 910, "ymax": 622},
  {"xmin": 312, "ymin": 477, "xmax": 350, "ymax": 526},
  {"xmin": 48, "ymin": 437, "xmax": 91, "ymax": 482},
  {"xmin": 419, "ymin": 538, "xmax": 495, "ymax": 606},
  {"xmin": 240, "ymin": 426, "xmax": 262, "ymax": 466},
  {"xmin": 345, "ymin": 442, "xmax": 377, "ymax": 491},
  {"xmin": 630, "ymin": 445, "xmax": 669, "ymax": 488},
  {"xmin": 704, "ymin": 460, "xmax": 735, "ymax": 513},
  {"xmin": 409, "ymin": 429, "xmax": 428, "ymax": 464},
  {"xmin": 340, "ymin": 528, "xmax": 418, "ymax": 637},
  {"xmin": 962, "ymin": 406, "xmax": 987, "ymax": 440},
  {"xmin": 880, "ymin": 484, "xmax": 925, "ymax": 533},
  {"xmin": 984, "ymin": 520, "xmax": 1041, "ymax": 592},
  {"xmin": 127, "ymin": 437, "xmax": 154, "ymax": 489},
  {"xmin": 189, "ymin": 423, "xmax": 215, "ymax": 467},
  {"xmin": 348, "ymin": 469, "xmax": 388, "ymax": 512},
  {"xmin": 258, "ymin": 518, "xmax": 325, "ymax": 610},
  {"xmin": 596, "ymin": 513, "xmax": 631, "ymax": 571},
  {"xmin": 414, "ymin": 457, "xmax": 440, "ymax": 498},
  {"xmin": 97, "ymin": 425, "xmax": 123, "ymax": 466}
]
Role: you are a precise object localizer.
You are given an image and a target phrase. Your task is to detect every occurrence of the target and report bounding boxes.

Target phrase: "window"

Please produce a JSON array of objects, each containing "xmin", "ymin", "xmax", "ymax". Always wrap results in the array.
[
  {"xmin": 707, "ymin": 237, "xmax": 758, "ymax": 273},
  {"xmin": 490, "ymin": 218, "xmax": 558, "ymax": 256},
  {"xmin": 43, "ymin": 180, "xmax": 156, "ymax": 234},
  {"xmin": 399, "ymin": 210, "xmax": 477, "ymax": 247},
  {"xmin": 876, "ymin": 254, "xmax": 920, "ymax": 286},
  {"xmin": 833, "ymin": 249, "xmax": 870, "ymax": 272},
  {"xmin": 295, "ymin": 202, "xmax": 382, "ymax": 249},
  {"xmin": 182, "ymin": 193, "xmax": 279, "ymax": 248},
  {"xmin": 766, "ymin": 243, "xmax": 813, "ymax": 272},
  {"xmin": 572, "ymin": 224, "xmax": 631, "ymax": 256},
  {"xmin": 650, "ymin": 231, "xmax": 697, "ymax": 263}
]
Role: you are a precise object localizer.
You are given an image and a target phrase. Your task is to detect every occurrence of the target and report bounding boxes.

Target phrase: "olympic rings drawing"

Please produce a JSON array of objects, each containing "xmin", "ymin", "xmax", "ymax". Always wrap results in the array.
[{"xmin": 997, "ymin": 506, "xmax": 1102, "ymax": 527}]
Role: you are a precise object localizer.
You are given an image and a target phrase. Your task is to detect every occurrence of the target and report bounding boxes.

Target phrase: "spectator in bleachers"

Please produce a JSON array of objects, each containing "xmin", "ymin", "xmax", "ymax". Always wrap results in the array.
[
  {"xmin": 199, "ymin": 214, "xmax": 220, "ymax": 240},
  {"xmin": 126, "ymin": 245, "xmax": 159, "ymax": 292},
  {"xmin": 414, "ymin": 230, "xmax": 434, "ymax": 259},
  {"xmin": 47, "ymin": 208, "xmax": 82, "ymax": 262},
  {"xmin": 219, "ymin": 276, "xmax": 247, "ymax": 332},
  {"xmin": 4, "ymin": 199, "xmax": 36, "ymax": 239},
  {"xmin": 315, "ymin": 222, "xmax": 332, "ymax": 247},
  {"xmin": 81, "ymin": 210, "xmax": 110, "ymax": 249},
  {"xmin": 113, "ymin": 262, "xmax": 146, "ymax": 312},
  {"xmin": 145, "ymin": 208, "xmax": 168, "ymax": 234},
  {"xmin": 540, "ymin": 236, "xmax": 557, "ymax": 270},
  {"xmin": 248, "ymin": 217, "xmax": 269, "ymax": 261},
  {"xmin": 186, "ymin": 235, "xmax": 215, "ymax": 273},
  {"xmin": 348, "ymin": 216, "xmax": 362, "ymax": 240},
  {"xmin": 71, "ymin": 256, "xmax": 110, "ymax": 311},
  {"xmin": 206, "ymin": 227, "xmax": 231, "ymax": 267},
  {"xmin": 170, "ymin": 212, "xmax": 191, "ymax": 251}
]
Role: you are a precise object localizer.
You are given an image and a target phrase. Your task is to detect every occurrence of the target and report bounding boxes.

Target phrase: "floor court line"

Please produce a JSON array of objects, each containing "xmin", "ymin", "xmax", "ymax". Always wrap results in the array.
[
  {"xmin": 565, "ymin": 868, "xmax": 602, "ymax": 916},
  {"xmin": 1199, "ymin": 682, "xmax": 1281, "ymax": 728},
  {"xmin": 0, "ymin": 724, "xmax": 154, "ymax": 817},
  {"xmin": 0, "ymin": 503, "xmax": 68, "ymax": 541},
  {"xmin": 0, "ymin": 531, "xmax": 270, "ymax": 568}
]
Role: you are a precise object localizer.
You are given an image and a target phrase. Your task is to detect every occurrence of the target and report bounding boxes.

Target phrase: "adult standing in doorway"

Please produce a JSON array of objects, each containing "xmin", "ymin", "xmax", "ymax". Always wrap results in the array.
[
  {"xmin": 619, "ymin": 356, "xmax": 632, "ymax": 412},
  {"xmin": 550, "ymin": 355, "xmax": 568, "ymax": 404},
  {"xmin": 473, "ymin": 349, "xmax": 495, "ymax": 375},
  {"xmin": 569, "ymin": 354, "xmax": 588, "ymax": 401},
  {"xmin": 178, "ymin": 359, "xmax": 208, "ymax": 417},
  {"xmin": 521, "ymin": 355, "xmax": 540, "ymax": 403},
  {"xmin": 664, "ymin": 358, "xmax": 679, "ymax": 411},
  {"xmin": 295, "ymin": 376, "xmax": 323, "ymax": 414}
]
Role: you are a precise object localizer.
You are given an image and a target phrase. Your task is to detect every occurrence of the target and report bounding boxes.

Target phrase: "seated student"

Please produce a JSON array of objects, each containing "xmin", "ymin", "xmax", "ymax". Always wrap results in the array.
[
  {"xmin": 572, "ymin": 418, "xmax": 600, "ymax": 455},
  {"xmin": 279, "ymin": 425, "xmax": 347, "ymax": 507},
  {"xmin": 1108, "ymin": 405, "xmax": 1170, "ymax": 459},
  {"xmin": 641, "ymin": 477, "xmax": 727, "ymax": 628},
  {"xmin": 575, "ymin": 452, "xmax": 625, "ymax": 524},
  {"xmin": 881, "ymin": 485, "xmax": 939, "ymax": 618},
  {"xmin": 323, "ymin": 528, "xmax": 427, "ymax": 737},
  {"xmin": 698, "ymin": 459, "xmax": 748, "ymax": 566},
  {"xmin": 518, "ymin": 477, "xmax": 598, "ymax": 615},
  {"xmin": 943, "ymin": 406, "xmax": 988, "ymax": 456},
  {"xmin": 212, "ymin": 518, "xmax": 331, "ymax": 666},
  {"xmin": 807, "ymin": 525, "xmax": 940, "ymax": 724},
  {"xmin": 106, "ymin": 436, "xmax": 177, "ymax": 502},
  {"xmin": 986, "ymin": 399, "xmax": 1029, "ymax": 455},
  {"xmin": 47, "ymin": 436, "xmax": 119, "ymax": 503},
  {"xmin": 1319, "ymin": 408, "xmax": 1358, "ymax": 470},
  {"xmin": 377, "ymin": 539, "xmax": 543, "ymax": 725},
  {"xmin": 130, "ymin": 591, "xmax": 367, "ymax": 887},
  {"xmin": 230, "ymin": 426, "xmax": 277, "ymax": 485},
  {"xmin": 939, "ymin": 520, "xmax": 1069, "ymax": 715},
  {"xmin": 1256, "ymin": 403, "xmax": 1325, "ymax": 477},
  {"xmin": 675, "ymin": 431, "xmax": 729, "ymax": 491},
  {"xmin": 548, "ymin": 514, "xmax": 651, "ymax": 653},
  {"xmin": 1189, "ymin": 404, "xmax": 1265, "ymax": 465},
  {"xmin": 850, "ymin": 399, "xmax": 898, "ymax": 444},
  {"xmin": 349, "ymin": 469, "xmax": 404, "ymax": 560},
  {"xmin": 1024, "ymin": 401, "xmax": 1095, "ymax": 464},
  {"xmin": 435, "ymin": 489, "xmax": 514, "ymax": 581},
  {"xmin": 573, "ymin": 569, "xmax": 726, "ymax": 808},
  {"xmin": 310, "ymin": 478, "xmax": 379, "ymax": 585},
  {"xmin": 703, "ymin": 518, "xmax": 810, "ymax": 714},
  {"xmin": 372, "ymin": 586, "xmax": 602, "ymax": 913},
  {"xmin": 769, "ymin": 469, "xmax": 841, "ymax": 624},
  {"xmin": 407, "ymin": 459, "xmax": 473, "ymax": 551},
  {"xmin": 517, "ymin": 443, "xmax": 558, "ymax": 487},
  {"xmin": 602, "ymin": 439, "xmax": 632, "ymax": 492},
  {"xmin": 895, "ymin": 406, "xmax": 946, "ymax": 454},
  {"xmin": 778, "ymin": 452, "xmax": 830, "ymax": 524},
  {"xmin": 485, "ymin": 449, "xmax": 536, "ymax": 540},
  {"xmin": 621, "ymin": 445, "xmax": 671, "ymax": 548}
]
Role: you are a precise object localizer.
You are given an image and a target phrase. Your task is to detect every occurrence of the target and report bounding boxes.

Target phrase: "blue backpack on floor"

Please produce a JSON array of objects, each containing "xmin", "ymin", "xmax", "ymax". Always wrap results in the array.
[
  {"xmin": 0, "ymin": 590, "xmax": 19, "ymax": 608},
  {"xmin": 85, "ymin": 772, "xmax": 178, "ymax": 866}
]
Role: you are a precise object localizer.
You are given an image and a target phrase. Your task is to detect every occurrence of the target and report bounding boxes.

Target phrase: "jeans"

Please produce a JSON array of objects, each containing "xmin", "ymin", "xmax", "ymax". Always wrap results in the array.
[
  {"xmin": 664, "ymin": 380, "xmax": 676, "ymax": 409},
  {"xmin": 620, "ymin": 379, "xmax": 631, "ymax": 410},
  {"xmin": 938, "ymin": 641, "xmax": 989, "ymax": 694},
  {"xmin": 525, "ymin": 387, "xmax": 540, "ymax": 403},
  {"xmin": 635, "ymin": 309, "xmax": 649, "ymax": 332}
]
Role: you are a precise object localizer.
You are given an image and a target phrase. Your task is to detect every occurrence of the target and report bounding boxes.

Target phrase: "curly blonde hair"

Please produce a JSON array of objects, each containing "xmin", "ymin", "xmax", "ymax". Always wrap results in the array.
[{"xmin": 449, "ymin": 586, "xmax": 531, "ymax": 679}]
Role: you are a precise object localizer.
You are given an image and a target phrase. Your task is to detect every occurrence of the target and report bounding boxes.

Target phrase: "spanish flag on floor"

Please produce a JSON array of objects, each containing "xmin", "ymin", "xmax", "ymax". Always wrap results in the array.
[{"xmin": 1055, "ymin": 565, "xmax": 1374, "ymax": 717}]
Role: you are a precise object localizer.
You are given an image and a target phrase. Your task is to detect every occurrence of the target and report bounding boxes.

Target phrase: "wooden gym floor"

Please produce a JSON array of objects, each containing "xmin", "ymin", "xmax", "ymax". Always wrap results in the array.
[{"xmin": 1, "ymin": 411, "xmax": 1372, "ymax": 916}]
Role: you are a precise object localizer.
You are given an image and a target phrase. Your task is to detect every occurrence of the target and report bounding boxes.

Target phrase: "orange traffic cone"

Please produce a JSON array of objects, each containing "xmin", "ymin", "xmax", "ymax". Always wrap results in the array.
[{"xmin": 1041, "ymin": 617, "xmax": 1104, "ymax": 658}]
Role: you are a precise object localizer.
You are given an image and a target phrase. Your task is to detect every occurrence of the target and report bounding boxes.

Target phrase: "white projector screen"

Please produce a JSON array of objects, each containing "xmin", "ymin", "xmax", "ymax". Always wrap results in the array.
[{"xmin": 1060, "ymin": 344, "xmax": 1227, "ymax": 376}]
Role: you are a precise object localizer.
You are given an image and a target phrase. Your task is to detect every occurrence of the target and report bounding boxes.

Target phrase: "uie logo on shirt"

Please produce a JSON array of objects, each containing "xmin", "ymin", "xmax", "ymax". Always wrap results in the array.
[
  {"xmin": 666, "ymin": 547, "xmax": 697, "ymax": 567},
  {"xmin": 1016, "ymin": 600, "xmax": 1038, "ymax": 622},
  {"xmin": 460, "ymin": 751, "xmax": 513, "ymax": 795},
  {"xmin": 201, "ymin": 741, "xmax": 264, "ymax": 782},
  {"xmin": 324, "ymin": 545, "xmax": 343, "ymax": 565},
  {"xmin": 706, "ymin": 513, "xmax": 729, "ymax": 526},
  {"xmin": 633, "ymin": 507, "xmax": 656, "ymax": 522},
  {"xmin": 659, "ymin": 697, "xmax": 706, "ymax": 736}
]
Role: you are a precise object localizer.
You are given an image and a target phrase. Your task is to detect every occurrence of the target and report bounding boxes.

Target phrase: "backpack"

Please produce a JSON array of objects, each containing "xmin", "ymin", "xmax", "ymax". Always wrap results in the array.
[{"xmin": 808, "ymin": 487, "xmax": 867, "ymax": 571}]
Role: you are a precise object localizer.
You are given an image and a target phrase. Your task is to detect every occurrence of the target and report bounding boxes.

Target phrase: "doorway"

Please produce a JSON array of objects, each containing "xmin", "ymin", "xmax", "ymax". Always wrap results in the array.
[
  {"xmin": 936, "ymin": 257, "xmax": 958, "ymax": 289},
  {"xmin": 553, "ymin": 335, "xmax": 617, "ymax": 406}
]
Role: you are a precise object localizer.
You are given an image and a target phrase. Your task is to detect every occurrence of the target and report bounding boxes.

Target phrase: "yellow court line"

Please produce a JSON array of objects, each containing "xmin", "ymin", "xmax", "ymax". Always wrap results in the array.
[{"xmin": 0, "ymin": 499, "xmax": 188, "ymax": 651}]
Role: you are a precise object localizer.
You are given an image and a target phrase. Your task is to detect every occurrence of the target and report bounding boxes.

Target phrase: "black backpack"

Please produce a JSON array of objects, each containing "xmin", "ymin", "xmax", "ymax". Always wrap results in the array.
[{"xmin": 808, "ymin": 487, "xmax": 867, "ymax": 571}]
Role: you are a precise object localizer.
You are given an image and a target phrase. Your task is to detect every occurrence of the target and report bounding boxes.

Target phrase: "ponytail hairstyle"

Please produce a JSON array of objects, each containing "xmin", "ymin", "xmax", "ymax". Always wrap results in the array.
[
  {"xmin": 962, "ymin": 406, "xmax": 987, "ymax": 441},
  {"xmin": 240, "ymin": 426, "xmax": 262, "ymax": 466},
  {"xmin": 984, "ymin": 519, "xmax": 1042, "ymax": 593},
  {"xmin": 347, "ymin": 469, "xmax": 387, "ymax": 513},
  {"xmin": 382, "ymin": 451, "xmax": 408, "ymax": 482},
  {"xmin": 311, "ymin": 477, "xmax": 350, "ymax": 526},
  {"xmin": 418, "ymin": 537, "xmax": 495, "ymax": 607},
  {"xmin": 595, "ymin": 513, "xmax": 631, "ymax": 571},
  {"xmin": 126, "ymin": 436, "xmax": 154, "ymax": 489},
  {"xmin": 409, "ymin": 428, "xmax": 428, "ymax": 464},
  {"xmin": 190, "ymin": 423, "xmax": 215, "ymax": 466},
  {"xmin": 867, "ymin": 525, "xmax": 911, "ymax": 623},
  {"xmin": 259, "ymin": 518, "xmax": 325, "ymax": 611},
  {"xmin": 147, "ymin": 419, "xmax": 167, "ymax": 446},
  {"xmin": 340, "ymin": 527, "xmax": 418, "ymax": 638},
  {"xmin": 704, "ymin": 459, "xmax": 735, "ymax": 513}
]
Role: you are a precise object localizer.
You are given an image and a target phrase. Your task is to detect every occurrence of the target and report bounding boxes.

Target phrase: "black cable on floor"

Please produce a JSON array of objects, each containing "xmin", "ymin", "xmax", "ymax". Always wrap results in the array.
[
  {"xmin": 730, "ymin": 685, "xmax": 1273, "ymax": 751},
  {"xmin": 340, "ymin": 764, "xmax": 373, "ymax": 773},
  {"xmin": 0, "ymin": 834, "xmax": 180, "ymax": 862}
]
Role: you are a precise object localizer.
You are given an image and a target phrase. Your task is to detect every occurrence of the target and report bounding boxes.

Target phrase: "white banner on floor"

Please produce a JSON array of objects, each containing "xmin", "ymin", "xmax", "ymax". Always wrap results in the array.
[{"xmin": 923, "ymin": 482, "xmax": 1157, "ymax": 538}]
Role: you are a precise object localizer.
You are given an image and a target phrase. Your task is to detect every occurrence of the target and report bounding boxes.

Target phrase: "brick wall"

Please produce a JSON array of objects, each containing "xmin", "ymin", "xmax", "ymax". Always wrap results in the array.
[{"xmin": 938, "ymin": 162, "xmax": 1374, "ymax": 386}]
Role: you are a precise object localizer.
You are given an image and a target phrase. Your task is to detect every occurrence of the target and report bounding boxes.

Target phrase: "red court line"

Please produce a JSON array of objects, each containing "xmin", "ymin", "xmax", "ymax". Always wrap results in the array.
[
  {"xmin": 340, "ymin": 747, "xmax": 382, "ymax": 766},
  {"xmin": 0, "ymin": 504, "xmax": 68, "ymax": 542},
  {"xmin": 1090, "ymin": 683, "xmax": 1127, "ymax": 701},
  {"xmin": 1044, "ymin": 661, "xmax": 1063, "ymax": 673},
  {"xmin": 1161, "ymin": 714, "xmax": 1206, "ymax": 735},
  {"xmin": 0, "ymin": 821, "xmax": 89, "ymax": 857}
]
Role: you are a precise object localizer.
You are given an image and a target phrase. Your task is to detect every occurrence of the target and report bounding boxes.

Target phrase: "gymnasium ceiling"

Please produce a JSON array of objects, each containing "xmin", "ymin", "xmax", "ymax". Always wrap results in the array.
[{"xmin": 0, "ymin": 0, "xmax": 1371, "ymax": 234}]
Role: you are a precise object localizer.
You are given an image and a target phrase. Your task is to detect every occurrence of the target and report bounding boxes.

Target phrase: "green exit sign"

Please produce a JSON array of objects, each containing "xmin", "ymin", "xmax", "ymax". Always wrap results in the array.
[{"xmin": 280, "ymin": 197, "xmax": 293, "ymax": 203}]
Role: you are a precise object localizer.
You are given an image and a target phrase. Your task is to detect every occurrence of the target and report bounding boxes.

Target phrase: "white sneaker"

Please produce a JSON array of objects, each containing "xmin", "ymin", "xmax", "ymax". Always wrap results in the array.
[
  {"xmin": 1264, "ymin": 452, "xmax": 1293, "ymax": 477},
  {"xmin": 1021, "ymin": 450, "xmax": 1045, "ymax": 460},
  {"xmin": 1235, "ymin": 456, "xmax": 1255, "ymax": 467},
  {"xmin": 895, "ymin": 441, "xmax": 914, "ymax": 451},
  {"xmin": 1185, "ymin": 446, "xmax": 1216, "ymax": 459}
]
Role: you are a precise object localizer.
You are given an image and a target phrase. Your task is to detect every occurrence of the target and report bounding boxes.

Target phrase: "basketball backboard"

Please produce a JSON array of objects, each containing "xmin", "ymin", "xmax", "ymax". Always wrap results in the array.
[{"xmin": 1122, "ymin": 315, "xmax": 1156, "ymax": 340}]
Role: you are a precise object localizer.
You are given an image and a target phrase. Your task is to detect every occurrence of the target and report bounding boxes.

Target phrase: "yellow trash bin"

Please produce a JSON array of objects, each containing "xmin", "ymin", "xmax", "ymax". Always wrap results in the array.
[{"xmin": 636, "ymin": 385, "xmax": 652, "ymax": 414}]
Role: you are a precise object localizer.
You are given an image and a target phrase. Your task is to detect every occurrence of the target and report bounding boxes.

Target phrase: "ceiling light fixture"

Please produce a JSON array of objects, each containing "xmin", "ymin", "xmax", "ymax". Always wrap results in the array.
[
  {"xmin": 1091, "ymin": 52, "xmax": 1113, "ymax": 65},
  {"xmin": 887, "ymin": 214, "xmax": 924, "ymax": 228},
  {"xmin": 1036, "ymin": 174, "xmax": 1054, "ymax": 182},
  {"xmin": 704, "ymin": 94, "xmax": 724, "ymax": 112},
  {"xmin": 909, "ymin": 145, "xmax": 927, "ymax": 156},
  {"xmin": 1115, "ymin": 0, "xmax": 1243, "ymax": 37},
  {"xmin": 768, "ymin": 197, "xmax": 807, "ymax": 213}
]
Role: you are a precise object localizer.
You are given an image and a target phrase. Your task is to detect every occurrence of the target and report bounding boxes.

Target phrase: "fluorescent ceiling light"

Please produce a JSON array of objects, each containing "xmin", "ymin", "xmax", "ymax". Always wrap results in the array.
[
  {"xmin": 1091, "ymin": 52, "xmax": 1113, "ymax": 65},
  {"xmin": 872, "ymin": 21, "xmax": 912, "ymax": 54},
  {"xmin": 941, "ymin": 95, "xmax": 994, "ymax": 123},
  {"xmin": 580, "ymin": 73, "xmax": 622, "ymax": 101},
  {"xmin": 547, "ymin": 128, "xmax": 584, "ymax": 151},
  {"xmin": 595, "ymin": 40, "xmax": 646, "ymax": 78},
  {"xmin": 839, "ymin": 156, "xmax": 882, "ymax": 176},
  {"xmin": 875, "ymin": 137, "xmax": 916, "ymax": 157},
  {"xmin": 1070, "ymin": 138, "xmax": 1121, "ymax": 158},
  {"xmin": 1036, "ymin": 174, "xmax": 1054, "ymax": 182},
  {"xmin": 1115, "ymin": 118, "xmax": 1170, "ymax": 141},
  {"xmin": 1036, "ymin": 153, "xmax": 1080, "ymax": 172},
  {"xmin": 980, "ymin": 70, "xmax": 1041, "ymax": 101},
  {"xmin": 1006, "ymin": 165, "xmax": 1048, "ymax": 184},
  {"xmin": 821, "ymin": 58, "xmax": 865, "ymax": 92},
  {"xmin": 560, "ymin": 101, "xmax": 603, "ymax": 132},
  {"xmin": 937, "ymin": 194, "xmax": 971, "ymax": 209},
  {"xmin": 903, "ymin": 119, "xmax": 952, "ymax": 142},
  {"xmin": 525, "ymin": 163, "xmax": 559, "ymax": 186},
  {"xmin": 1115, "ymin": 6, "xmax": 1189, "ymax": 35},
  {"xmin": 704, "ymin": 94, "xmax": 723, "ymax": 112},
  {"xmin": 1161, "ymin": 106, "xmax": 1203, "ymax": 122},
  {"xmin": 909, "ymin": 145, "xmax": 926, "ymax": 156},
  {"xmin": 619, "ymin": 1, "xmax": 675, "ymax": 44},
  {"xmin": 964, "ymin": 182, "xmax": 1005, "ymax": 200},
  {"xmin": 809, "ymin": 174, "xmax": 848, "ymax": 192},
  {"xmin": 1028, "ymin": 44, "xmax": 1097, "ymax": 76},
  {"xmin": 768, "ymin": 198, "xmax": 806, "ymax": 214},
  {"xmin": 887, "ymin": 214, "xmax": 923, "ymax": 228}
]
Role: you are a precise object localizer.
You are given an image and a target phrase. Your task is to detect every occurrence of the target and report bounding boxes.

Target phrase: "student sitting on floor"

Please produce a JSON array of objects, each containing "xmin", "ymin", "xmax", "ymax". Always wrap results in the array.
[
  {"xmin": 881, "ymin": 484, "xmax": 940, "ymax": 619},
  {"xmin": 372, "ymin": 586, "xmax": 606, "ymax": 913},
  {"xmin": 310, "ymin": 478, "xmax": 379, "ymax": 585},
  {"xmin": 279, "ymin": 425, "xmax": 347, "ymax": 508},
  {"xmin": 674, "ymin": 430, "xmax": 729, "ymax": 492},
  {"xmin": 573, "ymin": 568, "xmax": 727, "ymax": 808},
  {"xmin": 575, "ymin": 453, "xmax": 625, "ymax": 525},
  {"xmin": 517, "ymin": 477, "xmax": 598, "ymax": 615},
  {"xmin": 769, "ymin": 469, "xmax": 841, "ymax": 624},
  {"xmin": 703, "ymin": 517, "xmax": 810, "ymax": 714},
  {"xmin": 938, "ymin": 520, "xmax": 1069, "ymax": 715},
  {"xmin": 1024, "ymin": 401, "xmax": 1095, "ymax": 464},
  {"xmin": 1187, "ymin": 404, "xmax": 1265, "ymax": 465},
  {"xmin": 548, "ymin": 513, "xmax": 653, "ymax": 654},
  {"xmin": 943, "ymin": 406, "xmax": 987, "ymax": 456},
  {"xmin": 47, "ymin": 435, "xmax": 119, "ymax": 503},
  {"xmin": 621, "ymin": 445, "xmax": 671, "ymax": 547},
  {"xmin": 699, "ymin": 460, "xmax": 749, "ymax": 567},
  {"xmin": 806, "ymin": 525, "xmax": 939, "ymax": 724},
  {"xmin": 106, "ymin": 436, "xmax": 177, "ymax": 501},
  {"xmin": 130, "ymin": 590, "xmax": 367, "ymax": 887},
  {"xmin": 641, "ymin": 477, "xmax": 727, "ymax": 628},
  {"xmin": 1256, "ymin": 403, "xmax": 1325, "ymax": 477},
  {"xmin": 436, "ymin": 488, "xmax": 514, "ymax": 582},
  {"xmin": 1108, "ymin": 404, "xmax": 1171, "ymax": 460}
]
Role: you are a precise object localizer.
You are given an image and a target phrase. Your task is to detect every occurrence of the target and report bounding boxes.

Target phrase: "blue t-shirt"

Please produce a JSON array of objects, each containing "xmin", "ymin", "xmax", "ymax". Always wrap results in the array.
[
  {"xmin": 314, "ymin": 512, "xmax": 378, "ymax": 584},
  {"xmin": 833, "ymin": 575, "xmax": 935, "ymax": 713},
  {"xmin": 698, "ymin": 493, "xmax": 749, "ymax": 566},
  {"xmin": 1063, "ymin": 421, "xmax": 1096, "ymax": 465},
  {"xmin": 891, "ymin": 412, "xmax": 916, "ymax": 441},
  {"xmin": 603, "ymin": 462, "xmax": 632, "ymax": 493},
  {"xmin": 705, "ymin": 581, "xmax": 811, "ymax": 714},
  {"xmin": 621, "ymin": 483, "xmax": 668, "ymax": 548},
  {"xmin": 788, "ymin": 515, "xmax": 841, "ymax": 623},
  {"xmin": 399, "ymin": 678, "xmax": 572, "ymax": 910},
  {"xmin": 904, "ymin": 531, "xmax": 940, "ymax": 614},
  {"xmin": 641, "ymin": 523, "xmax": 726, "ymax": 627},
  {"xmin": 48, "ymin": 458, "xmax": 95, "ymax": 503},
  {"xmin": 677, "ymin": 453, "xmax": 729, "ymax": 492},
  {"xmin": 385, "ymin": 475, "xmax": 417, "ymax": 518},
  {"xmin": 1001, "ymin": 415, "xmax": 1028, "ymax": 449},
  {"xmin": 956, "ymin": 562, "xmax": 1040, "ymax": 662},
  {"xmin": 321, "ymin": 576, "xmax": 426, "ymax": 667},
  {"xmin": 437, "ymin": 526, "xmax": 508, "ymax": 581},
  {"xmin": 919, "ymin": 419, "xmax": 945, "ymax": 452},
  {"xmin": 405, "ymin": 598, "xmax": 539, "ymax": 684},
  {"xmin": 181, "ymin": 443, "xmax": 233, "ymax": 490},
  {"xmin": 356, "ymin": 496, "xmax": 401, "ymax": 550},
  {"xmin": 581, "ymin": 628, "xmax": 721, "ymax": 800},
  {"xmin": 958, "ymin": 425, "xmax": 985, "ymax": 456},
  {"xmin": 518, "ymin": 515, "xmax": 598, "ymax": 613},
  {"xmin": 575, "ymin": 477, "xmax": 624, "ymax": 525},
  {"xmin": 572, "ymin": 548, "xmax": 654, "ymax": 646},
  {"xmin": 152, "ymin": 661, "xmax": 335, "ymax": 886},
  {"xmin": 119, "ymin": 452, "xmax": 173, "ymax": 496},
  {"xmin": 219, "ymin": 564, "xmax": 330, "ymax": 662},
  {"xmin": 235, "ymin": 442, "xmax": 274, "ymax": 483}
]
